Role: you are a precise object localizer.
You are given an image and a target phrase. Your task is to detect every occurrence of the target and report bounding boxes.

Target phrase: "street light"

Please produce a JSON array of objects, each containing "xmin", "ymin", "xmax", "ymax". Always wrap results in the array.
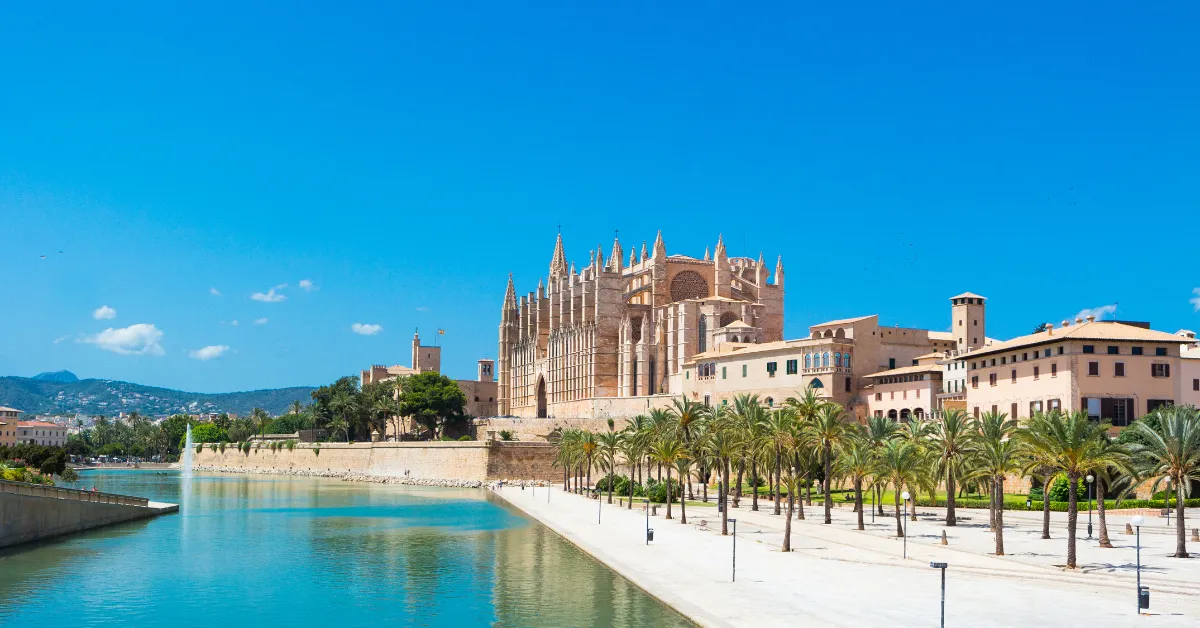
[
  {"xmin": 1132, "ymin": 515, "xmax": 1149, "ymax": 614},
  {"xmin": 901, "ymin": 491, "xmax": 911, "ymax": 559},
  {"xmin": 646, "ymin": 502, "xmax": 653, "ymax": 545},
  {"xmin": 729, "ymin": 518, "xmax": 738, "ymax": 582},
  {"xmin": 598, "ymin": 489, "xmax": 602, "ymax": 524},
  {"xmin": 1086, "ymin": 474, "xmax": 1095, "ymax": 540},
  {"xmin": 930, "ymin": 562, "xmax": 948, "ymax": 628}
]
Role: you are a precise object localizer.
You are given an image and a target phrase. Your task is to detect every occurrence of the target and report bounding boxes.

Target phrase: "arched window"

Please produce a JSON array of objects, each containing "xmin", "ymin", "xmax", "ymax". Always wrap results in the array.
[
  {"xmin": 766, "ymin": 397, "xmax": 774, "ymax": 407},
  {"xmin": 844, "ymin": 353, "xmax": 851, "ymax": 370},
  {"xmin": 809, "ymin": 378, "xmax": 824, "ymax": 389},
  {"xmin": 804, "ymin": 353, "xmax": 811, "ymax": 369},
  {"xmin": 698, "ymin": 314, "xmax": 707, "ymax": 353},
  {"xmin": 834, "ymin": 352, "xmax": 842, "ymax": 367},
  {"xmin": 822, "ymin": 352, "xmax": 830, "ymax": 368}
]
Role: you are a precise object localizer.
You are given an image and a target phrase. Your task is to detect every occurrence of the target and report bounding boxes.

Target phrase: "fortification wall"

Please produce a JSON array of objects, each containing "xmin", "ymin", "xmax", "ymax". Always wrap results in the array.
[
  {"xmin": 0, "ymin": 482, "xmax": 176, "ymax": 548},
  {"xmin": 191, "ymin": 441, "xmax": 557, "ymax": 482}
]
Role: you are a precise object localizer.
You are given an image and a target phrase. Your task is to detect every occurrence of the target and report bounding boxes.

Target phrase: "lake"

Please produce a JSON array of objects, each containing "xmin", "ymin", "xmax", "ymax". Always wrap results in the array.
[{"xmin": 0, "ymin": 470, "xmax": 692, "ymax": 627}]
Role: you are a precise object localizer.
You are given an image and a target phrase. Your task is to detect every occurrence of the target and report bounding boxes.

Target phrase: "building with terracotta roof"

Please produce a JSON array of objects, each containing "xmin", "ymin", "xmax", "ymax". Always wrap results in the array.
[
  {"xmin": 16, "ymin": 420, "xmax": 67, "ymax": 447},
  {"xmin": 963, "ymin": 317, "xmax": 1190, "ymax": 425}
]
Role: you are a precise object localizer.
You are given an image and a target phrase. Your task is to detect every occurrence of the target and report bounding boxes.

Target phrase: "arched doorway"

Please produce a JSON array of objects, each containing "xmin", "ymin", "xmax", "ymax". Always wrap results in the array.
[{"xmin": 536, "ymin": 377, "xmax": 547, "ymax": 418}]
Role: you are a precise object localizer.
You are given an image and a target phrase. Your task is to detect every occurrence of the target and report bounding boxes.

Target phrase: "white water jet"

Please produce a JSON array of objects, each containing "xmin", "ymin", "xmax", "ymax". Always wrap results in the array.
[{"xmin": 181, "ymin": 424, "xmax": 194, "ymax": 478}]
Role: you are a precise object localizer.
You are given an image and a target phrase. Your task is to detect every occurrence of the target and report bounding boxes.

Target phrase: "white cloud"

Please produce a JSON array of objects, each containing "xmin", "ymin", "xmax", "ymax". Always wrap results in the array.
[
  {"xmin": 1191, "ymin": 288, "xmax": 1200, "ymax": 312},
  {"xmin": 351, "ymin": 323, "xmax": 383, "ymax": 336},
  {"xmin": 254, "ymin": 317, "xmax": 268, "ymax": 325},
  {"xmin": 53, "ymin": 335, "xmax": 68, "ymax": 344},
  {"xmin": 189, "ymin": 345, "xmax": 230, "ymax": 360},
  {"xmin": 209, "ymin": 287, "xmax": 222, "ymax": 297},
  {"xmin": 298, "ymin": 279, "xmax": 317, "ymax": 292},
  {"xmin": 82, "ymin": 323, "xmax": 165, "ymax": 356},
  {"xmin": 415, "ymin": 306, "xmax": 430, "ymax": 312},
  {"xmin": 251, "ymin": 284, "xmax": 287, "ymax": 303},
  {"xmin": 1075, "ymin": 304, "xmax": 1118, "ymax": 321},
  {"xmin": 93, "ymin": 305, "xmax": 117, "ymax": 320},
  {"xmin": 231, "ymin": 319, "xmax": 239, "ymax": 326}
]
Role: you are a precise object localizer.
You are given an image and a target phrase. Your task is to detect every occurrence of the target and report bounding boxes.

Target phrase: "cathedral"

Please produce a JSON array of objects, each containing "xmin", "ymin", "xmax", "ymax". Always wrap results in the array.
[{"xmin": 498, "ymin": 231, "xmax": 784, "ymax": 418}]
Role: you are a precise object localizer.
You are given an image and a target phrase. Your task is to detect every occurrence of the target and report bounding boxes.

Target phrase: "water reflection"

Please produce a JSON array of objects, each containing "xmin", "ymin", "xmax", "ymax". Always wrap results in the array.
[{"xmin": 0, "ymin": 471, "xmax": 692, "ymax": 628}]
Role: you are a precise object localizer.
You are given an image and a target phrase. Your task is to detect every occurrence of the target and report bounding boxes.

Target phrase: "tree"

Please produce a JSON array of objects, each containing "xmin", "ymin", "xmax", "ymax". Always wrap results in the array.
[
  {"xmin": 1032, "ymin": 322, "xmax": 1049, "ymax": 334},
  {"xmin": 837, "ymin": 436, "xmax": 875, "ymax": 531},
  {"xmin": 808, "ymin": 403, "xmax": 848, "ymax": 524},
  {"xmin": 396, "ymin": 372, "xmax": 467, "ymax": 439},
  {"xmin": 328, "ymin": 392, "xmax": 357, "ymax": 443},
  {"xmin": 1018, "ymin": 410, "xmax": 1122, "ymax": 568},
  {"xmin": 650, "ymin": 436, "xmax": 686, "ymax": 520},
  {"xmin": 972, "ymin": 413, "xmax": 1022, "ymax": 555},
  {"xmin": 1129, "ymin": 405, "xmax": 1200, "ymax": 558},
  {"xmin": 251, "ymin": 408, "xmax": 270, "ymax": 437},
  {"xmin": 597, "ymin": 430, "xmax": 622, "ymax": 504},
  {"xmin": 877, "ymin": 440, "xmax": 925, "ymax": 537},
  {"xmin": 863, "ymin": 415, "xmax": 900, "ymax": 516},
  {"xmin": 930, "ymin": 409, "xmax": 973, "ymax": 526},
  {"xmin": 763, "ymin": 408, "xmax": 797, "ymax": 515}
]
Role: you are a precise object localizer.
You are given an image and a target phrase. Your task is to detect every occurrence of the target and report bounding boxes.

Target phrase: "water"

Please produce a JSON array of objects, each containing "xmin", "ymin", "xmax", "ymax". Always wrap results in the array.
[{"xmin": 0, "ymin": 471, "xmax": 692, "ymax": 627}]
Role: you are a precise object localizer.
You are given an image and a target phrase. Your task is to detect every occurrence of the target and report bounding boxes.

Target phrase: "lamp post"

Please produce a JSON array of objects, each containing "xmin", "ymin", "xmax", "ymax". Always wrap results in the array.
[
  {"xmin": 729, "ymin": 518, "xmax": 738, "ymax": 582},
  {"xmin": 901, "ymin": 490, "xmax": 911, "ymax": 559},
  {"xmin": 1086, "ymin": 474, "xmax": 1094, "ymax": 540},
  {"xmin": 598, "ymin": 488, "xmax": 602, "ymax": 524},
  {"xmin": 645, "ymin": 501, "xmax": 652, "ymax": 545},
  {"xmin": 930, "ymin": 562, "xmax": 948, "ymax": 628},
  {"xmin": 1132, "ymin": 515, "xmax": 1148, "ymax": 614}
]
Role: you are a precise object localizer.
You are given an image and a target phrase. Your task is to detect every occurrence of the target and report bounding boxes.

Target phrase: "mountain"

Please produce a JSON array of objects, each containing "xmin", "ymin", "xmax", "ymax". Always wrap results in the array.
[
  {"xmin": 32, "ymin": 370, "xmax": 80, "ymax": 383},
  {"xmin": 0, "ymin": 376, "xmax": 316, "ymax": 417}
]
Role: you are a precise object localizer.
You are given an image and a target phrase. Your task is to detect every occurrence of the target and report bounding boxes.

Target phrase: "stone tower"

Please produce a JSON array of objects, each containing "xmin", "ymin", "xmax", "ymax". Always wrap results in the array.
[{"xmin": 950, "ymin": 292, "xmax": 986, "ymax": 352}]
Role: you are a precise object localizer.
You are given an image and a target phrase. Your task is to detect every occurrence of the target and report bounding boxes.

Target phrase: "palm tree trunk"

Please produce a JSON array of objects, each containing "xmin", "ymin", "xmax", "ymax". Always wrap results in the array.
[
  {"xmin": 806, "ymin": 481, "xmax": 812, "ymax": 507},
  {"xmin": 909, "ymin": 483, "xmax": 918, "ymax": 521},
  {"xmin": 795, "ymin": 464, "xmax": 806, "ymax": 520},
  {"xmin": 773, "ymin": 448, "xmax": 782, "ymax": 515},
  {"xmin": 628, "ymin": 471, "xmax": 635, "ymax": 509},
  {"xmin": 607, "ymin": 466, "xmax": 613, "ymax": 504},
  {"xmin": 702, "ymin": 466, "xmax": 708, "ymax": 502},
  {"xmin": 1175, "ymin": 482, "xmax": 1189, "ymax": 558},
  {"xmin": 946, "ymin": 469, "xmax": 957, "ymax": 526},
  {"xmin": 894, "ymin": 484, "xmax": 904, "ymax": 536},
  {"xmin": 823, "ymin": 442, "xmax": 833, "ymax": 524},
  {"xmin": 679, "ymin": 471, "xmax": 687, "ymax": 524},
  {"xmin": 855, "ymin": 478, "xmax": 864, "ymax": 530},
  {"xmin": 734, "ymin": 460, "xmax": 744, "ymax": 508},
  {"xmin": 1042, "ymin": 473, "xmax": 1053, "ymax": 539},
  {"xmin": 783, "ymin": 491, "xmax": 795, "ymax": 551},
  {"xmin": 721, "ymin": 457, "xmax": 731, "ymax": 535},
  {"xmin": 877, "ymin": 484, "xmax": 886, "ymax": 516},
  {"xmin": 1097, "ymin": 478, "xmax": 1111, "ymax": 548},
  {"xmin": 751, "ymin": 461, "xmax": 759, "ymax": 511},
  {"xmin": 994, "ymin": 475, "xmax": 1005, "ymax": 555},
  {"xmin": 665, "ymin": 467, "xmax": 673, "ymax": 520},
  {"xmin": 586, "ymin": 459, "xmax": 593, "ymax": 495},
  {"xmin": 1066, "ymin": 471, "xmax": 1079, "ymax": 569}
]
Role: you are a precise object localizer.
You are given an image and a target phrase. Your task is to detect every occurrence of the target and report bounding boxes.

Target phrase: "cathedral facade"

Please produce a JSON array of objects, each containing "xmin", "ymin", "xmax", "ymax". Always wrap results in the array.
[{"xmin": 498, "ymin": 231, "xmax": 784, "ymax": 418}]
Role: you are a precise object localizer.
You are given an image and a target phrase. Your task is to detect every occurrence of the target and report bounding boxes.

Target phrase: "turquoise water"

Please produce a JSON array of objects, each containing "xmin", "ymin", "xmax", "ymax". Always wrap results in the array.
[{"xmin": 0, "ymin": 471, "xmax": 692, "ymax": 627}]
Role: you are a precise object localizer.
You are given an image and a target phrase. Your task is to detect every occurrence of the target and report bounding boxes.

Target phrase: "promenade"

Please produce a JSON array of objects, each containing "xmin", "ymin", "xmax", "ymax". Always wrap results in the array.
[{"xmin": 495, "ymin": 486, "xmax": 1200, "ymax": 627}]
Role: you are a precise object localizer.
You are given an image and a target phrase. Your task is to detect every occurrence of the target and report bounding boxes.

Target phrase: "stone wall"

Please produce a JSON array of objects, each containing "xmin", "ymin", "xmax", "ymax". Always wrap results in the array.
[
  {"xmin": 0, "ymin": 484, "xmax": 176, "ymax": 548},
  {"xmin": 190, "ymin": 441, "xmax": 558, "ymax": 482}
]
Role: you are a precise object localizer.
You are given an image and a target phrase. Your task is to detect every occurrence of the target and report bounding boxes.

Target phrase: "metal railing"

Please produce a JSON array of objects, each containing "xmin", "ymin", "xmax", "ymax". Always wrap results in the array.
[{"xmin": 0, "ymin": 479, "xmax": 150, "ymax": 507}]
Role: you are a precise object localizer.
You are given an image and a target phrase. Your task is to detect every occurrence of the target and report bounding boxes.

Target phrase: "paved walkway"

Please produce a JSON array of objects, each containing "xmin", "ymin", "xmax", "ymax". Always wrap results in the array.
[{"xmin": 495, "ymin": 486, "xmax": 1200, "ymax": 628}]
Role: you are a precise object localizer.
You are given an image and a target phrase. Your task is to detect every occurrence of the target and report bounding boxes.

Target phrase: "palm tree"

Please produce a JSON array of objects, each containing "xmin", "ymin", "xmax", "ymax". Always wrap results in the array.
[
  {"xmin": 901, "ymin": 415, "xmax": 933, "ymax": 520},
  {"xmin": 1087, "ymin": 434, "xmax": 1134, "ymax": 549},
  {"xmin": 290, "ymin": 400, "xmax": 303, "ymax": 415},
  {"xmin": 1021, "ymin": 411, "xmax": 1061, "ymax": 539},
  {"xmin": 580, "ymin": 431, "xmax": 598, "ymax": 494},
  {"xmin": 1018, "ymin": 410, "xmax": 1121, "ymax": 568},
  {"xmin": 597, "ymin": 430, "xmax": 622, "ymax": 504},
  {"xmin": 780, "ymin": 466, "xmax": 803, "ymax": 551},
  {"xmin": 729, "ymin": 393, "xmax": 766, "ymax": 508},
  {"xmin": 1129, "ymin": 405, "xmax": 1200, "ymax": 558},
  {"xmin": 618, "ymin": 428, "xmax": 643, "ymax": 509},
  {"xmin": 837, "ymin": 436, "xmax": 876, "ymax": 530},
  {"xmin": 930, "ymin": 409, "xmax": 973, "ymax": 526},
  {"xmin": 650, "ymin": 436, "xmax": 686, "ymax": 520},
  {"xmin": 327, "ymin": 393, "xmax": 357, "ymax": 443},
  {"xmin": 878, "ymin": 439, "xmax": 925, "ymax": 537},
  {"xmin": 704, "ymin": 406, "xmax": 740, "ymax": 535},
  {"xmin": 764, "ymin": 408, "xmax": 796, "ymax": 515},
  {"xmin": 972, "ymin": 415, "xmax": 1022, "ymax": 555},
  {"xmin": 251, "ymin": 407, "xmax": 270, "ymax": 438},
  {"xmin": 808, "ymin": 403, "xmax": 849, "ymax": 524},
  {"xmin": 673, "ymin": 455, "xmax": 693, "ymax": 524},
  {"xmin": 864, "ymin": 415, "xmax": 900, "ymax": 515}
]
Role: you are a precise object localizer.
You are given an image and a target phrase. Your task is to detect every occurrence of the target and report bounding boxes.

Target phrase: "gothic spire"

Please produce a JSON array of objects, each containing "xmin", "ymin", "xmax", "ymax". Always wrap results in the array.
[
  {"xmin": 503, "ymin": 273, "xmax": 516, "ymax": 310},
  {"xmin": 652, "ymin": 230, "xmax": 666, "ymax": 259},
  {"xmin": 549, "ymin": 233, "xmax": 567, "ymax": 277},
  {"xmin": 610, "ymin": 237, "xmax": 623, "ymax": 272},
  {"xmin": 703, "ymin": 246, "xmax": 710, "ymax": 261},
  {"xmin": 714, "ymin": 233, "xmax": 727, "ymax": 260},
  {"xmin": 629, "ymin": 248, "xmax": 637, "ymax": 268},
  {"xmin": 640, "ymin": 241, "xmax": 648, "ymax": 263},
  {"xmin": 596, "ymin": 243, "xmax": 605, "ymax": 271}
]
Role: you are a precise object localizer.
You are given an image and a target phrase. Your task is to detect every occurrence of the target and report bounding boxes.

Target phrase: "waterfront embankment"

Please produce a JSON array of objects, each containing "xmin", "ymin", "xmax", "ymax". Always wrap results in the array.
[
  {"xmin": 0, "ymin": 480, "xmax": 176, "ymax": 548},
  {"xmin": 190, "ymin": 440, "xmax": 557, "ymax": 483},
  {"xmin": 494, "ymin": 485, "xmax": 1200, "ymax": 628}
]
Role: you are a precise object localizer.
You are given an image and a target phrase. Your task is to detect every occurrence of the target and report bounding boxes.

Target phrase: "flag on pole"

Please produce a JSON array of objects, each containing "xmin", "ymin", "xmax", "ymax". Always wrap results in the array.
[{"xmin": 438, "ymin": 329, "xmax": 445, "ymax": 335}]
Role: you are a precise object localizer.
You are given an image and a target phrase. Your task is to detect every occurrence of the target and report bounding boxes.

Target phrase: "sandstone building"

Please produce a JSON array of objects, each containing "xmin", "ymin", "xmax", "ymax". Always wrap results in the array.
[{"xmin": 498, "ymin": 232, "xmax": 784, "ymax": 418}]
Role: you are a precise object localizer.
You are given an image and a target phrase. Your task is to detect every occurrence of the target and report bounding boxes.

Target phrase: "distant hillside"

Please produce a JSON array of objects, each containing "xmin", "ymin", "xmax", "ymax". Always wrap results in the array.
[
  {"xmin": 0, "ymin": 376, "xmax": 316, "ymax": 417},
  {"xmin": 33, "ymin": 370, "xmax": 80, "ymax": 383}
]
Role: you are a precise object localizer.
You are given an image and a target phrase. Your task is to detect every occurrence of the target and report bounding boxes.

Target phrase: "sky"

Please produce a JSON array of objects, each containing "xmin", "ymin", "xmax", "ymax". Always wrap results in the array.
[{"xmin": 2, "ymin": 2, "xmax": 1198, "ymax": 393}]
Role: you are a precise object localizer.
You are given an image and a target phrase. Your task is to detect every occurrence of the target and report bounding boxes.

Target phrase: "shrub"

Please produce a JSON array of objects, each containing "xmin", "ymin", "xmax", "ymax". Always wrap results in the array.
[
  {"xmin": 594, "ymin": 473, "xmax": 623, "ymax": 492},
  {"xmin": 59, "ymin": 467, "xmax": 79, "ymax": 483},
  {"xmin": 313, "ymin": 446, "xmax": 320, "ymax": 457},
  {"xmin": 646, "ymin": 477, "xmax": 683, "ymax": 504},
  {"xmin": 1048, "ymin": 476, "xmax": 1088, "ymax": 503},
  {"xmin": 458, "ymin": 435, "xmax": 472, "ymax": 441},
  {"xmin": 499, "ymin": 430, "xmax": 515, "ymax": 441},
  {"xmin": 286, "ymin": 440, "xmax": 296, "ymax": 451},
  {"xmin": 242, "ymin": 442, "xmax": 252, "ymax": 454},
  {"xmin": 195, "ymin": 444, "xmax": 203, "ymax": 454},
  {"xmin": 270, "ymin": 442, "xmax": 278, "ymax": 452},
  {"xmin": 209, "ymin": 443, "xmax": 217, "ymax": 452},
  {"xmin": 218, "ymin": 442, "xmax": 226, "ymax": 453}
]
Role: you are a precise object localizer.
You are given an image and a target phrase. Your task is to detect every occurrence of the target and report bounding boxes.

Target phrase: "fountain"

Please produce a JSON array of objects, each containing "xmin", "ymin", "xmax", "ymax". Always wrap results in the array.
[{"xmin": 181, "ymin": 424, "xmax": 194, "ymax": 478}]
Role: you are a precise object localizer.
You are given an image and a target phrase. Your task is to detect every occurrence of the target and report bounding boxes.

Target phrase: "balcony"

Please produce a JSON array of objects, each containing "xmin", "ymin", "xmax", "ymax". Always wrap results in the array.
[{"xmin": 803, "ymin": 366, "xmax": 851, "ymax": 375}]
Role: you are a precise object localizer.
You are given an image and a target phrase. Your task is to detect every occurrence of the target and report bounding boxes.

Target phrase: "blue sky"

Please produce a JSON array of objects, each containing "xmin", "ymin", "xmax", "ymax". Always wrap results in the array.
[{"xmin": 2, "ymin": 2, "xmax": 1198, "ymax": 392}]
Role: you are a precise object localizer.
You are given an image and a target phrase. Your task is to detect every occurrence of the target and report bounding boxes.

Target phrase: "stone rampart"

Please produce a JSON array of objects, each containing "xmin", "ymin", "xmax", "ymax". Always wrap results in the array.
[{"xmin": 0, "ymin": 481, "xmax": 176, "ymax": 548}]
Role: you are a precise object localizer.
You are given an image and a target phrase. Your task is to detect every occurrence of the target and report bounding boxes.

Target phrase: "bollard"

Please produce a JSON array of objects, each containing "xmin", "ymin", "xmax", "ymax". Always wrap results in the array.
[
  {"xmin": 941, "ymin": 530, "xmax": 948, "ymax": 545},
  {"xmin": 1126, "ymin": 523, "xmax": 1134, "ymax": 535},
  {"xmin": 1192, "ymin": 528, "xmax": 1199, "ymax": 542},
  {"xmin": 652, "ymin": 505, "xmax": 658, "ymax": 517}
]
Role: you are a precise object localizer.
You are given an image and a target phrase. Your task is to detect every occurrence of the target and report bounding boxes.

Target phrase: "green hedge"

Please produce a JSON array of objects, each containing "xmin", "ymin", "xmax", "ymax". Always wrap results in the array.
[{"xmin": 915, "ymin": 497, "xmax": 1200, "ymax": 512}]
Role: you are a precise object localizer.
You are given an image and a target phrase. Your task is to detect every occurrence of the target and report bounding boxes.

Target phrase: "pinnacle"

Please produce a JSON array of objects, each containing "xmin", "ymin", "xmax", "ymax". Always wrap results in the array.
[{"xmin": 549, "ymin": 233, "xmax": 568, "ymax": 276}]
